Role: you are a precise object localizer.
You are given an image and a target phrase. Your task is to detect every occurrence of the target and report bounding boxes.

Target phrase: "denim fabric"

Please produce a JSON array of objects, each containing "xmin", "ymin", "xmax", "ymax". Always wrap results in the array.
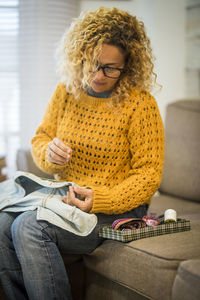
[
  {"xmin": 0, "ymin": 204, "xmax": 148, "ymax": 300},
  {"xmin": 0, "ymin": 171, "xmax": 148, "ymax": 300},
  {"xmin": 0, "ymin": 171, "xmax": 97, "ymax": 236}
]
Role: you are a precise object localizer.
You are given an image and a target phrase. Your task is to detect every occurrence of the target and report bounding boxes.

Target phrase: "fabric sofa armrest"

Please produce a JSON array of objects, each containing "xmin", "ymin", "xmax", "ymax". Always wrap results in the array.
[
  {"xmin": 172, "ymin": 259, "xmax": 200, "ymax": 300},
  {"xmin": 16, "ymin": 149, "xmax": 53, "ymax": 179}
]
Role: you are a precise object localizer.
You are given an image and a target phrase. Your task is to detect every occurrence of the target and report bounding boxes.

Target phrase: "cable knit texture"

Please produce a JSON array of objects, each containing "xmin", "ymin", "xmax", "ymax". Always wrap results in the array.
[{"xmin": 31, "ymin": 83, "xmax": 165, "ymax": 214}]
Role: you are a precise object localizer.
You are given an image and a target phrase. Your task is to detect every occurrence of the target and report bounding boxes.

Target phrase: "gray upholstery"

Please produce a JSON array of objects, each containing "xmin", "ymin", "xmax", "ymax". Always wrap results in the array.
[
  {"xmin": 16, "ymin": 149, "xmax": 53, "ymax": 179},
  {"xmin": 159, "ymin": 99, "xmax": 200, "ymax": 202},
  {"xmin": 172, "ymin": 259, "xmax": 200, "ymax": 300},
  {"xmin": 85, "ymin": 269, "xmax": 147, "ymax": 300}
]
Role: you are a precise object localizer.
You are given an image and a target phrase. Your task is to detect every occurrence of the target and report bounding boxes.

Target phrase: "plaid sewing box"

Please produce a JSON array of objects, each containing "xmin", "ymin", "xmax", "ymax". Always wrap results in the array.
[{"xmin": 99, "ymin": 218, "xmax": 190, "ymax": 243}]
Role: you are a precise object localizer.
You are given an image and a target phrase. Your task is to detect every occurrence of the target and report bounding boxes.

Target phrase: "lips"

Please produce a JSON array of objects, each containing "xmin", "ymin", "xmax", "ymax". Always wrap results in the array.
[{"xmin": 93, "ymin": 81, "xmax": 106, "ymax": 86}]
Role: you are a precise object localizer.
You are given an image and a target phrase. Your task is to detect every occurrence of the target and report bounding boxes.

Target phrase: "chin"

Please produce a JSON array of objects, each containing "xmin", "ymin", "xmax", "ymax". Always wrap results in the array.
[
  {"xmin": 91, "ymin": 84, "xmax": 108, "ymax": 93},
  {"xmin": 92, "ymin": 87, "xmax": 105, "ymax": 93}
]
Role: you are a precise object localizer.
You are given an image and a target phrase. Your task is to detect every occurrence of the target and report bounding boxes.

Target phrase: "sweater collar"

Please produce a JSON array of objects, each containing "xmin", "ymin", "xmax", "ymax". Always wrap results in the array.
[
  {"xmin": 78, "ymin": 89, "xmax": 112, "ymax": 107},
  {"xmin": 87, "ymin": 87, "xmax": 112, "ymax": 98}
]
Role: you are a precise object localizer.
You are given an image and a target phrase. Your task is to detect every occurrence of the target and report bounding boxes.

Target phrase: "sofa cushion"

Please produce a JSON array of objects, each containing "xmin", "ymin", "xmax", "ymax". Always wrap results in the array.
[
  {"xmin": 159, "ymin": 99, "xmax": 200, "ymax": 202},
  {"xmin": 172, "ymin": 259, "xmax": 200, "ymax": 300},
  {"xmin": 149, "ymin": 192, "xmax": 200, "ymax": 220},
  {"xmin": 84, "ymin": 194, "xmax": 200, "ymax": 300}
]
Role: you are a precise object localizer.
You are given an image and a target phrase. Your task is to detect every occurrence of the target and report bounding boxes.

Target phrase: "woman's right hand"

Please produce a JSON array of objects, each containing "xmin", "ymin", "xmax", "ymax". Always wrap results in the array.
[{"xmin": 47, "ymin": 137, "xmax": 72, "ymax": 165}]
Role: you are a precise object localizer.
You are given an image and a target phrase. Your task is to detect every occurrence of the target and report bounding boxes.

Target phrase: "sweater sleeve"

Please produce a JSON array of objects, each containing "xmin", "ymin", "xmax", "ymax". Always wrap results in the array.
[
  {"xmin": 31, "ymin": 83, "xmax": 68, "ymax": 174},
  {"xmin": 90, "ymin": 93, "xmax": 165, "ymax": 214}
]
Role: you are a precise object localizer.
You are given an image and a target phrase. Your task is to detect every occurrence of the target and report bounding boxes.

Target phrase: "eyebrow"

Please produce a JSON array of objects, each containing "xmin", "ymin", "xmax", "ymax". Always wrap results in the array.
[{"xmin": 100, "ymin": 63, "xmax": 123, "ymax": 66}]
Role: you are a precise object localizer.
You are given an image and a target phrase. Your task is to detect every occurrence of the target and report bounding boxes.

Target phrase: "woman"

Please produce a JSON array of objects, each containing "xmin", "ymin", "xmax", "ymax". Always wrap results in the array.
[{"xmin": 0, "ymin": 6, "xmax": 165, "ymax": 300}]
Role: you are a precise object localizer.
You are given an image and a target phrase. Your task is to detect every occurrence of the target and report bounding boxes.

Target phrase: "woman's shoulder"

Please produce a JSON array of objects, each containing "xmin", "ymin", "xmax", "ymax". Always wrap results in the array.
[
  {"xmin": 51, "ymin": 82, "xmax": 71, "ymax": 105},
  {"xmin": 126, "ymin": 87, "xmax": 158, "ymax": 109},
  {"xmin": 55, "ymin": 82, "xmax": 68, "ymax": 96}
]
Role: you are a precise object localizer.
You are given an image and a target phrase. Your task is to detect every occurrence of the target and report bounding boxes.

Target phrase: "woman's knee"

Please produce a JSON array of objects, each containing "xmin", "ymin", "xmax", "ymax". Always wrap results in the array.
[
  {"xmin": 11, "ymin": 211, "xmax": 38, "ymax": 249},
  {"xmin": 0, "ymin": 212, "xmax": 20, "ymax": 251},
  {"xmin": 0, "ymin": 212, "xmax": 16, "ymax": 239}
]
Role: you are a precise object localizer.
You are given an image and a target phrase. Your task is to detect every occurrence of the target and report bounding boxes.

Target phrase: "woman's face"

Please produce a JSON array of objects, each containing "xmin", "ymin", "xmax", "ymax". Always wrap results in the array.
[{"xmin": 89, "ymin": 44, "xmax": 126, "ymax": 93}]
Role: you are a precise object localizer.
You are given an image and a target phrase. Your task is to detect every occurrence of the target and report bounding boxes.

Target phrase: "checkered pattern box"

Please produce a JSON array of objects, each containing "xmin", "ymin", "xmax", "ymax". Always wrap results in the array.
[{"xmin": 99, "ymin": 219, "xmax": 190, "ymax": 243}]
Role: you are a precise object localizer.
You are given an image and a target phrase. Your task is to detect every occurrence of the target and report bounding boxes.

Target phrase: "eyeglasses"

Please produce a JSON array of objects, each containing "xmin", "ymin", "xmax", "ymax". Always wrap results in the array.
[{"xmin": 96, "ymin": 65, "xmax": 125, "ymax": 79}]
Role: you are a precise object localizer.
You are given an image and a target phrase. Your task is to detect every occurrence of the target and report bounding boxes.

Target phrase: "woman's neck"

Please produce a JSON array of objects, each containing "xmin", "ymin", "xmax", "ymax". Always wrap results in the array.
[{"xmin": 87, "ymin": 87, "xmax": 112, "ymax": 98}]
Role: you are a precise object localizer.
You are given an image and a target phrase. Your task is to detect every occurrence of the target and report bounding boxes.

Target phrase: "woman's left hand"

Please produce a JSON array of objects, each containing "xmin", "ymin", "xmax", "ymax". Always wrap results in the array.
[{"xmin": 62, "ymin": 186, "xmax": 93, "ymax": 213}]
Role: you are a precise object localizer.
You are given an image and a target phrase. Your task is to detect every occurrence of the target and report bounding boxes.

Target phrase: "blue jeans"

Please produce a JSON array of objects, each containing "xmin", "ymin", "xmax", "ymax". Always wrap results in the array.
[{"xmin": 0, "ymin": 204, "xmax": 147, "ymax": 300}]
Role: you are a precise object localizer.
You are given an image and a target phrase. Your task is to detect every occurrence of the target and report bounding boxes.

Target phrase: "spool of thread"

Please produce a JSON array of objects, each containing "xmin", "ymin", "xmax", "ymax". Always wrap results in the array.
[{"xmin": 164, "ymin": 209, "xmax": 177, "ymax": 223}]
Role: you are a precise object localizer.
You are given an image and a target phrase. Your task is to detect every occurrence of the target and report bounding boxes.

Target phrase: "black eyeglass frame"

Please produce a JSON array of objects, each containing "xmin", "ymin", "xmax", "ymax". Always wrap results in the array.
[{"xmin": 96, "ymin": 65, "xmax": 125, "ymax": 78}]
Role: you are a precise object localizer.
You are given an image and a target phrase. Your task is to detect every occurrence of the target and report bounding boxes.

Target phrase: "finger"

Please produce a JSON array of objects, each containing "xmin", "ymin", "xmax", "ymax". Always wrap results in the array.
[
  {"xmin": 48, "ymin": 141, "xmax": 70, "ymax": 162},
  {"xmin": 69, "ymin": 186, "xmax": 87, "ymax": 207},
  {"xmin": 69, "ymin": 186, "xmax": 76, "ymax": 199},
  {"xmin": 67, "ymin": 187, "xmax": 78, "ymax": 206},
  {"xmin": 53, "ymin": 138, "xmax": 72, "ymax": 154},
  {"xmin": 73, "ymin": 186, "xmax": 92, "ymax": 196},
  {"xmin": 66, "ymin": 187, "xmax": 93, "ymax": 212},
  {"xmin": 62, "ymin": 192, "xmax": 70, "ymax": 204},
  {"xmin": 72, "ymin": 196, "xmax": 93, "ymax": 212},
  {"xmin": 49, "ymin": 142, "xmax": 69, "ymax": 160},
  {"xmin": 62, "ymin": 196, "xmax": 68, "ymax": 204},
  {"xmin": 47, "ymin": 148, "xmax": 68, "ymax": 164},
  {"xmin": 50, "ymin": 151, "xmax": 67, "ymax": 164},
  {"xmin": 67, "ymin": 190, "xmax": 73, "ymax": 205},
  {"xmin": 62, "ymin": 190, "xmax": 73, "ymax": 205}
]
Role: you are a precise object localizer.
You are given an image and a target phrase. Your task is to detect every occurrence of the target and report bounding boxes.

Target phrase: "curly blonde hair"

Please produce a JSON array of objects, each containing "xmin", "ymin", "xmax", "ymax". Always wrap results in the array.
[{"xmin": 56, "ymin": 6, "xmax": 157, "ymax": 106}]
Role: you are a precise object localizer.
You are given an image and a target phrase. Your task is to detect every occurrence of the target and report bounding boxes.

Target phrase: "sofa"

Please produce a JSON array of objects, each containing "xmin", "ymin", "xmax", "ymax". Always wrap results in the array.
[{"xmin": 0, "ymin": 99, "xmax": 200, "ymax": 300}]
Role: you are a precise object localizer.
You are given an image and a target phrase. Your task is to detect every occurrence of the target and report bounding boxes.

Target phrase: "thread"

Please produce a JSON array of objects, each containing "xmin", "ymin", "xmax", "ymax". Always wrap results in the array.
[{"xmin": 164, "ymin": 209, "xmax": 177, "ymax": 223}]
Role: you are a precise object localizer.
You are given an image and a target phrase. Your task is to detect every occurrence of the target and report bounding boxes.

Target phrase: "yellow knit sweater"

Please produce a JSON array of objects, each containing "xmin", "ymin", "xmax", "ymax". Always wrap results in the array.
[{"xmin": 31, "ymin": 83, "xmax": 165, "ymax": 215}]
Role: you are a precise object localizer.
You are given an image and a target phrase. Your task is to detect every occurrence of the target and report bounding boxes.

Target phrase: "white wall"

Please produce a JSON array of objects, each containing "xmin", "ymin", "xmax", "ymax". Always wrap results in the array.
[
  {"xmin": 79, "ymin": 0, "xmax": 186, "ymax": 123},
  {"xmin": 18, "ymin": 0, "xmax": 79, "ymax": 149},
  {"xmin": 152, "ymin": 0, "xmax": 186, "ymax": 121},
  {"xmin": 185, "ymin": 0, "xmax": 200, "ymax": 98}
]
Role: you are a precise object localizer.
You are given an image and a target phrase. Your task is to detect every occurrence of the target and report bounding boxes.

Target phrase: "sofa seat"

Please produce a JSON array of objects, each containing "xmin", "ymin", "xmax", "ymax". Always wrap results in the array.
[{"xmin": 83, "ymin": 192, "xmax": 200, "ymax": 300}]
